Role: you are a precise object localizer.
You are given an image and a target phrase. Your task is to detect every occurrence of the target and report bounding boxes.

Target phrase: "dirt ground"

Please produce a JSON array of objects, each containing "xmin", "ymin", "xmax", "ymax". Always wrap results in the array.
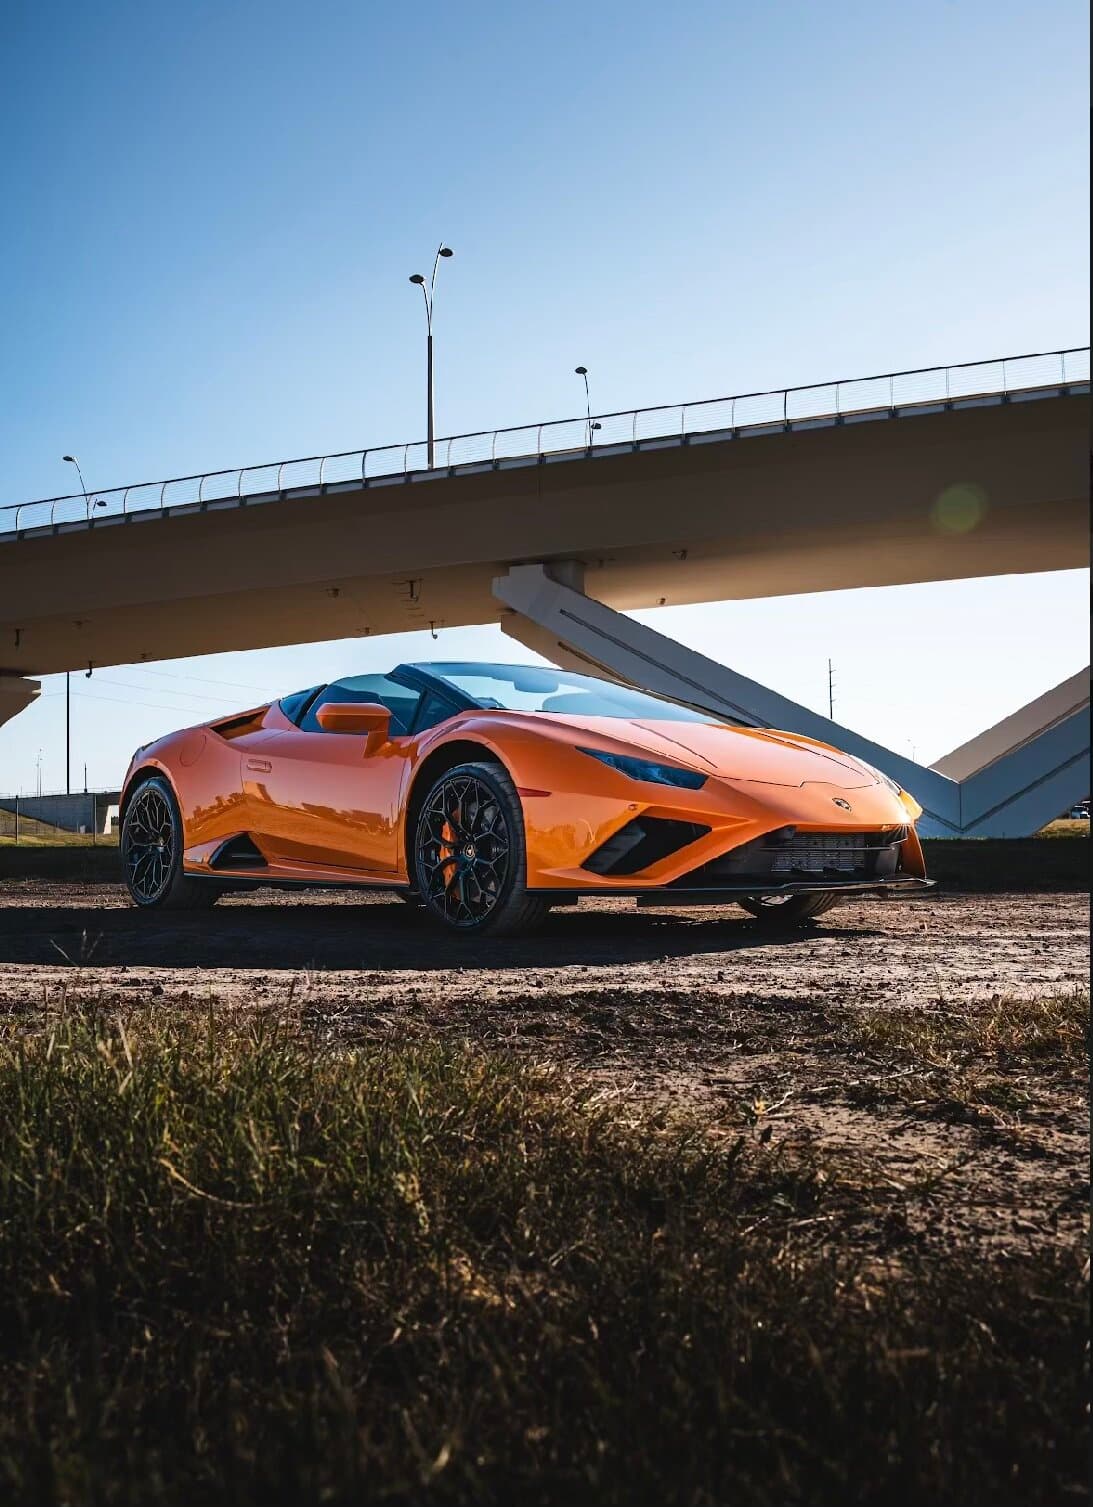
[{"xmin": 1, "ymin": 882, "xmax": 1087, "ymax": 1256}]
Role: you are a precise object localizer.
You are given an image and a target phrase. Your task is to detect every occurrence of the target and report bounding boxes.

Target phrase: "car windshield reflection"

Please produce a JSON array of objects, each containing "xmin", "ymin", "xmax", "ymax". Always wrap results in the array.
[{"xmin": 410, "ymin": 662, "xmax": 720, "ymax": 723}]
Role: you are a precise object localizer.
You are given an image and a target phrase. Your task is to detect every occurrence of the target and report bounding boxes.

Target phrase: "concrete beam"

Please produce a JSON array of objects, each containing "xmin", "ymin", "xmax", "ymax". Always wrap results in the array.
[
  {"xmin": 494, "ymin": 564, "xmax": 1090, "ymax": 837},
  {"xmin": 931, "ymin": 669, "xmax": 1089, "ymax": 779},
  {"xmin": 0, "ymin": 392, "xmax": 1085, "ymax": 677}
]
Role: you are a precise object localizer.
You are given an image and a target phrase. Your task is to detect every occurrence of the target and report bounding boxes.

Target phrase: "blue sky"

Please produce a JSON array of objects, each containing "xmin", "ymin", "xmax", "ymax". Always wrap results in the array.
[{"xmin": 1, "ymin": 0, "xmax": 1088, "ymax": 792}]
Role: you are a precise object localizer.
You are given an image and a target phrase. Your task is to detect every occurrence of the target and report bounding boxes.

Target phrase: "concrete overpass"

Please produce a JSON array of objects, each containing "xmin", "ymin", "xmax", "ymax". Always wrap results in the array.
[{"xmin": 1, "ymin": 348, "xmax": 1088, "ymax": 835}]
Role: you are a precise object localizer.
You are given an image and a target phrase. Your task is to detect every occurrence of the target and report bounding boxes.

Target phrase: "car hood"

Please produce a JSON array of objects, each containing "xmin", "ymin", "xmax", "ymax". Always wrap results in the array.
[{"xmin": 544, "ymin": 715, "xmax": 877, "ymax": 790}]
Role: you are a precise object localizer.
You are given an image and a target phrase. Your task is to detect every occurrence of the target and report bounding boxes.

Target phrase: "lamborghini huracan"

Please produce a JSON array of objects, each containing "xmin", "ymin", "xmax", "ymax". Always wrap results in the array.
[{"xmin": 120, "ymin": 661, "xmax": 932, "ymax": 935}]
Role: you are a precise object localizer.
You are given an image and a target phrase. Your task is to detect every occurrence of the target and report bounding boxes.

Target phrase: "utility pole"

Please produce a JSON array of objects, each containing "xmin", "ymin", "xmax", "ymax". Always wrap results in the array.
[{"xmin": 827, "ymin": 659, "xmax": 835, "ymax": 721}]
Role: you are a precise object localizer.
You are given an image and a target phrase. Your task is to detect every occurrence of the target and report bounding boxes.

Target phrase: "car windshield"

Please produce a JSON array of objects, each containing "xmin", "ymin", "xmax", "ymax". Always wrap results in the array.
[{"xmin": 412, "ymin": 663, "xmax": 720, "ymax": 722}]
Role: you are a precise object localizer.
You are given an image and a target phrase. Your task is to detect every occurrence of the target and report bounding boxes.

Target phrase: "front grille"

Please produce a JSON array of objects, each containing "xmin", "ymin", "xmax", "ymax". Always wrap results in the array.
[
  {"xmin": 674, "ymin": 827, "xmax": 907, "ymax": 888},
  {"xmin": 583, "ymin": 818, "xmax": 710, "ymax": 876}
]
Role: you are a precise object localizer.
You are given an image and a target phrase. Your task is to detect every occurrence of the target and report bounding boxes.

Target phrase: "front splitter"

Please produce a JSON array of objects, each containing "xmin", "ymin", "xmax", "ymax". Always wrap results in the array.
[{"xmin": 632, "ymin": 876, "xmax": 935, "ymax": 906}]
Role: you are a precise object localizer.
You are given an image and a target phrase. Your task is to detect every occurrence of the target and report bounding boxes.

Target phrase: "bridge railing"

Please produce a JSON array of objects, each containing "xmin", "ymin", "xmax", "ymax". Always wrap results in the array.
[{"xmin": 3, "ymin": 346, "xmax": 1087, "ymax": 538}]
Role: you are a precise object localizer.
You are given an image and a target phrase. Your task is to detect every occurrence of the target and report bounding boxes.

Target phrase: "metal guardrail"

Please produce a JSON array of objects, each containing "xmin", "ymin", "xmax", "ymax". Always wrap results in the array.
[{"xmin": 3, "ymin": 346, "xmax": 1088, "ymax": 539}]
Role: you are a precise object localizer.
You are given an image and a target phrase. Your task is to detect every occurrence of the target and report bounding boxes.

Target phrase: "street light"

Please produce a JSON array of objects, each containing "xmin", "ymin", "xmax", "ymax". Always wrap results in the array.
[
  {"xmin": 61, "ymin": 453, "xmax": 103, "ymax": 796},
  {"xmin": 408, "ymin": 244, "xmax": 454, "ymax": 469},
  {"xmin": 62, "ymin": 455, "xmax": 107, "ymax": 521},
  {"xmin": 574, "ymin": 367, "xmax": 602, "ymax": 448}
]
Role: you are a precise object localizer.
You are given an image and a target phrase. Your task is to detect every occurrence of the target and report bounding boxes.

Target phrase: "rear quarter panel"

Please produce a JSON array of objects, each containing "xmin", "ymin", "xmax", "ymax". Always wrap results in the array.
[{"xmin": 121, "ymin": 724, "xmax": 250, "ymax": 858}]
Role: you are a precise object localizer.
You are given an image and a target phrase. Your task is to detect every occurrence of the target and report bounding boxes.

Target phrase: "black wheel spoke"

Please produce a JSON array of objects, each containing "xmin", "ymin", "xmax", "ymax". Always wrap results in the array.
[{"xmin": 416, "ymin": 773, "xmax": 512, "ymax": 928}]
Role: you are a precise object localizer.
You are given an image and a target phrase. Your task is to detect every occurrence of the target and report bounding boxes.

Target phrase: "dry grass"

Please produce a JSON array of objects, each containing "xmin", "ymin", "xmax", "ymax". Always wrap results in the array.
[
  {"xmin": 0, "ymin": 831, "xmax": 118, "ymax": 847},
  {"xmin": 836, "ymin": 991, "xmax": 1088, "ymax": 1149},
  {"xmin": 842, "ymin": 989, "xmax": 1088, "ymax": 1065},
  {"xmin": 0, "ymin": 1003, "xmax": 1086, "ymax": 1506}
]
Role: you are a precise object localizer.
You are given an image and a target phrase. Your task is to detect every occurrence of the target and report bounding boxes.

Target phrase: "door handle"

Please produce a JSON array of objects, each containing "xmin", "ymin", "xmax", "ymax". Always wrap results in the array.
[{"xmin": 246, "ymin": 758, "xmax": 272, "ymax": 774}]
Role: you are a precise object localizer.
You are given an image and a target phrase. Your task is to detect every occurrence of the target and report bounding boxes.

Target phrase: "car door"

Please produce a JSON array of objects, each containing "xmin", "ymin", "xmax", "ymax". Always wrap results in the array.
[{"xmin": 246, "ymin": 675, "xmax": 422, "ymax": 876}]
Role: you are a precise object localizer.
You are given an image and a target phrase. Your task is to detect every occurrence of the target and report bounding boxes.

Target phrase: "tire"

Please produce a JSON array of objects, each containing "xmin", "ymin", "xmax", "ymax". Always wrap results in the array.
[
  {"xmin": 737, "ymin": 892, "xmax": 841, "ymax": 927},
  {"xmin": 122, "ymin": 775, "xmax": 221, "ymax": 910},
  {"xmin": 412, "ymin": 761, "xmax": 550, "ymax": 937}
]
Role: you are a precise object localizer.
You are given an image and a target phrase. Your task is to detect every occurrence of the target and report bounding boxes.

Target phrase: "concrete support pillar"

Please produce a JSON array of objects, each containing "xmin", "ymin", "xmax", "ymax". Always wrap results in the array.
[
  {"xmin": 931, "ymin": 670, "xmax": 1089, "ymax": 779},
  {"xmin": 494, "ymin": 563, "xmax": 1090, "ymax": 838},
  {"xmin": 499, "ymin": 558, "xmax": 634, "ymax": 679}
]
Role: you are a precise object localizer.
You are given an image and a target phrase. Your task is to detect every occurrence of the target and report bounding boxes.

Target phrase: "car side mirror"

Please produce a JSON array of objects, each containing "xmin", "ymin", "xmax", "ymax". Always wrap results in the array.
[{"xmin": 315, "ymin": 701, "xmax": 391, "ymax": 753}]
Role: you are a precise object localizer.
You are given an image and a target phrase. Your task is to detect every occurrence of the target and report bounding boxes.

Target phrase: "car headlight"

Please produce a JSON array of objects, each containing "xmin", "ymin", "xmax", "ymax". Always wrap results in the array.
[{"xmin": 577, "ymin": 746, "xmax": 707, "ymax": 789}]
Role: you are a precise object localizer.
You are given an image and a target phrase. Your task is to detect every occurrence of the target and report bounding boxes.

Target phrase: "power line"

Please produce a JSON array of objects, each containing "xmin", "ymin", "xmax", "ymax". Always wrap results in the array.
[
  {"xmin": 92, "ymin": 675, "xmax": 248, "ymax": 705},
  {"xmin": 39, "ymin": 678, "xmax": 272, "ymax": 709},
  {"xmin": 127, "ymin": 666, "xmax": 283, "ymax": 695},
  {"xmin": 37, "ymin": 685, "xmax": 243, "ymax": 709},
  {"xmin": 41, "ymin": 667, "xmax": 281, "ymax": 697},
  {"xmin": 66, "ymin": 689, "xmax": 225, "ymax": 715}
]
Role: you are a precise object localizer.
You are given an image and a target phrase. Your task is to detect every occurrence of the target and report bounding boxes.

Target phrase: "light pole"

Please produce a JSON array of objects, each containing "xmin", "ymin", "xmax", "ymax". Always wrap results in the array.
[
  {"xmin": 408, "ymin": 244, "xmax": 454, "ymax": 468},
  {"xmin": 62, "ymin": 453, "xmax": 88, "ymax": 510},
  {"xmin": 61, "ymin": 454, "xmax": 95, "ymax": 796},
  {"xmin": 574, "ymin": 366, "xmax": 601, "ymax": 448}
]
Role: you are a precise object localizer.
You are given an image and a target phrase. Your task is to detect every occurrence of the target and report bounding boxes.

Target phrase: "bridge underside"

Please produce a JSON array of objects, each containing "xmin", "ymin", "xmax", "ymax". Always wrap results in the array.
[
  {"xmin": 0, "ymin": 393, "xmax": 1085, "ymax": 677},
  {"xmin": 0, "ymin": 391, "xmax": 1086, "ymax": 836},
  {"xmin": 495, "ymin": 564, "xmax": 1090, "ymax": 838}
]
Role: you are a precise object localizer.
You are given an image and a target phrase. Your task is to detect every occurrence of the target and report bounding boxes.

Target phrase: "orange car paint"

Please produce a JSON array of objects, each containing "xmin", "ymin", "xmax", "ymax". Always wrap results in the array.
[{"xmin": 121, "ymin": 696, "xmax": 925, "ymax": 894}]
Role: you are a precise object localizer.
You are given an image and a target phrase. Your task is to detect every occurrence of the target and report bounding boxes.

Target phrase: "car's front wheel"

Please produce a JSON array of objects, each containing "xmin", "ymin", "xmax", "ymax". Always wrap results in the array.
[
  {"xmin": 413, "ymin": 762, "xmax": 549, "ymax": 936},
  {"xmin": 737, "ymin": 892, "xmax": 840, "ymax": 927},
  {"xmin": 122, "ymin": 775, "xmax": 220, "ymax": 910}
]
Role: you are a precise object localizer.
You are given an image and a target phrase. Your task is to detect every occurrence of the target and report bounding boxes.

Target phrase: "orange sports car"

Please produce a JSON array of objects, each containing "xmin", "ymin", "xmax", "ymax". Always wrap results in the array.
[{"xmin": 120, "ymin": 661, "xmax": 931, "ymax": 935}]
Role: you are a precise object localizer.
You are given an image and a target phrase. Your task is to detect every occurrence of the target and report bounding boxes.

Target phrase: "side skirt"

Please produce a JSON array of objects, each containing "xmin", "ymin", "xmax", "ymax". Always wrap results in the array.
[{"xmin": 184, "ymin": 868, "xmax": 415, "ymax": 895}]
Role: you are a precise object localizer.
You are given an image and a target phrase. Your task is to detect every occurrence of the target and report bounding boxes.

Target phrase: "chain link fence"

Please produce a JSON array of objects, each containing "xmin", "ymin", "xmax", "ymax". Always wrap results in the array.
[{"xmin": 0, "ymin": 791, "xmax": 120, "ymax": 843}]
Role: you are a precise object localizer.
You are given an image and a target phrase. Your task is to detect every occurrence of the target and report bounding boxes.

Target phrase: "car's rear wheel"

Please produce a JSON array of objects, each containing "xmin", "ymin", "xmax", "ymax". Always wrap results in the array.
[
  {"xmin": 122, "ymin": 775, "xmax": 220, "ymax": 910},
  {"xmin": 738, "ymin": 892, "xmax": 840, "ymax": 927},
  {"xmin": 413, "ymin": 762, "xmax": 549, "ymax": 937}
]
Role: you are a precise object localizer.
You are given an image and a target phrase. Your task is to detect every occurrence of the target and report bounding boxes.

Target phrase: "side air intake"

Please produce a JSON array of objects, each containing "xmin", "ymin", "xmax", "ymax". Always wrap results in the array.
[
  {"xmin": 208, "ymin": 834, "xmax": 268, "ymax": 871},
  {"xmin": 582, "ymin": 818, "xmax": 710, "ymax": 876},
  {"xmin": 211, "ymin": 708, "xmax": 269, "ymax": 740}
]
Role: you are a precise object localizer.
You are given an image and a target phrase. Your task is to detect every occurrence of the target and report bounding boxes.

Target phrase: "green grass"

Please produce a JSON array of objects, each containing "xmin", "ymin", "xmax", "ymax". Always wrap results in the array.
[{"xmin": 0, "ymin": 1008, "xmax": 1085, "ymax": 1506}]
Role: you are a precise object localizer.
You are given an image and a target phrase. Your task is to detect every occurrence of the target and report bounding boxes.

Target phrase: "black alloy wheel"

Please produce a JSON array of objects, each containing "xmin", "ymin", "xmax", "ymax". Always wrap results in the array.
[
  {"xmin": 124, "ymin": 781, "xmax": 175, "ymax": 904},
  {"xmin": 121, "ymin": 775, "xmax": 220, "ymax": 910},
  {"xmin": 413, "ymin": 762, "xmax": 549, "ymax": 936}
]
